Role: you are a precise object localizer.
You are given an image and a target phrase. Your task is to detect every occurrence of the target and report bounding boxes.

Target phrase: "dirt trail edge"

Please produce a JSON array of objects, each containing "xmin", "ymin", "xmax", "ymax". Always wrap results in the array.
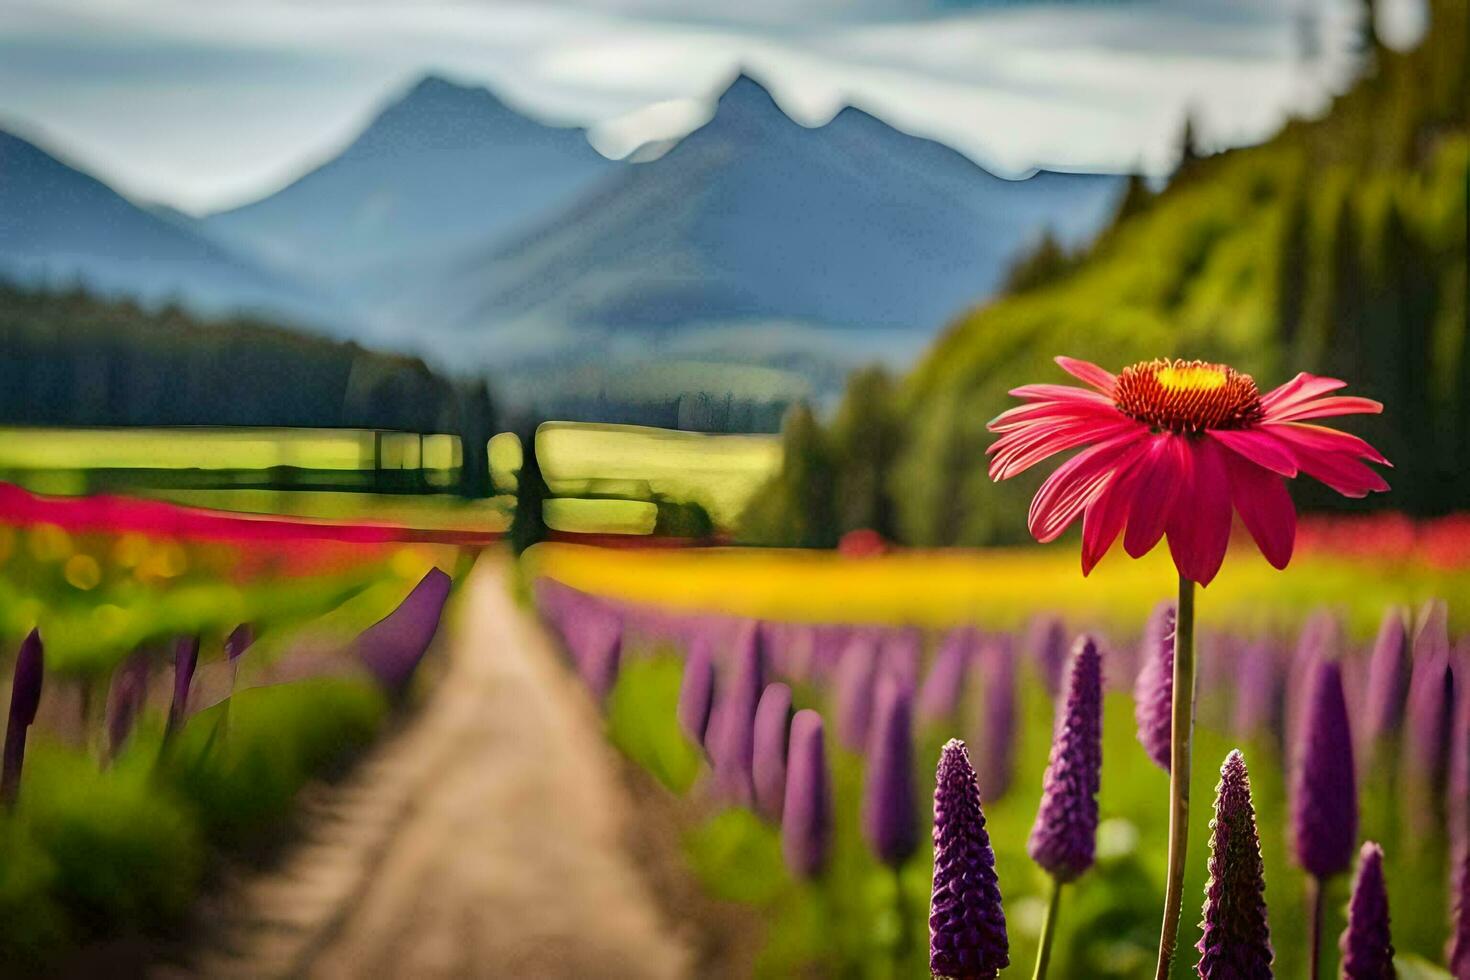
[{"xmin": 162, "ymin": 552, "xmax": 692, "ymax": 980}]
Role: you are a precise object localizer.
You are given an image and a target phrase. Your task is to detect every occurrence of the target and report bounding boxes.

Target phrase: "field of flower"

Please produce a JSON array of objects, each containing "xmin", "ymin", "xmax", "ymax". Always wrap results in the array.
[
  {"xmin": 533, "ymin": 534, "xmax": 1470, "ymax": 978},
  {"xmin": 0, "ymin": 497, "xmax": 467, "ymax": 969}
]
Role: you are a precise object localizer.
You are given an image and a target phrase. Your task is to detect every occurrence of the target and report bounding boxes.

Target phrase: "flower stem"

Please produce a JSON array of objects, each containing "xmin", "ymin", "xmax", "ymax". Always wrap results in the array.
[
  {"xmin": 1153, "ymin": 574, "xmax": 1197, "ymax": 980},
  {"xmin": 1306, "ymin": 874, "xmax": 1323, "ymax": 979},
  {"xmin": 1033, "ymin": 876, "xmax": 1063, "ymax": 980},
  {"xmin": 892, "ymin": 865, "xmax": 911, "ymax": 971}
]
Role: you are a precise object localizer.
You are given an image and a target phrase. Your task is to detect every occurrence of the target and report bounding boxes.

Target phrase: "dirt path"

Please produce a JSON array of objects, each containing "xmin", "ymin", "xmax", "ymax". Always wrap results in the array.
[{"xmin": 164, "ymin": 553, "xmax": 693, "ymax": 980}]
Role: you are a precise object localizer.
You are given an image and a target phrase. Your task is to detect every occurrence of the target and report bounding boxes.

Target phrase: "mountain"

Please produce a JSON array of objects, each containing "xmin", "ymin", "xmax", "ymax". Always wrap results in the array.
[
  {"xmin": 0, "ymin": 129, "xmax": 337, "ymax": 326},
  {"xmin": 407, "ymin": 73, "xmax": 1123, "ymax": 370},
  {"xmin": 202, "ymin": 74, "xmax": 616, "ymax": 280}
]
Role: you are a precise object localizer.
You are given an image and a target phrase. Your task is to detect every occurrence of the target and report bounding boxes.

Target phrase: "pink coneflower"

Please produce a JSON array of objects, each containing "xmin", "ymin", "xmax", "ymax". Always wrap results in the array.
[{"xmin": 987, "ymin": 357, "xmax": 1389, "ymax": 585}]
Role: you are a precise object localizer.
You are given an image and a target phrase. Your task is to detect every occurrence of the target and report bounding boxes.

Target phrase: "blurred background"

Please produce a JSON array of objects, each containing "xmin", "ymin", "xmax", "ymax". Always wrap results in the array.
[{"xmin": 0, "ymin": 0, "xmax": 1467, "ymax": 976}]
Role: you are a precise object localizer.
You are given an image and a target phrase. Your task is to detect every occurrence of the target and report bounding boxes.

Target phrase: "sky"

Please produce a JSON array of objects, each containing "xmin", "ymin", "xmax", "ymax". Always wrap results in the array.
[{"xmin": 0, "ymin": 0, "xmax": 1419, "ymax": 214}]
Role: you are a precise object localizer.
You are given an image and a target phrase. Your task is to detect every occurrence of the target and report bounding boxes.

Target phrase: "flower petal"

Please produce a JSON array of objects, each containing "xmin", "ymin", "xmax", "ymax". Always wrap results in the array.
[
  {"xmin": 1008, "ymin": 384, "xmax": 1116, "ymax": 407},
  {"xmin": 1027, "ymin": 432, "xmax": 1144, "ymax": 544},
  {"xmin": 1266, "ymin": 395, "xmax": 1383, "ymax": 423},
  {"xmin": 1055, "ymin": 356, "xmax": 1117, "ymax": 395},
  {"xmin": 1208, "ymin": 428, "xmax": 1298, "ymax": 477},
  {"xmin": 1122, "ymin": 435, "xmax": 1186, "ymax": 559},
  {"xmin": 1264, "ymin": 423, "xmax": 1390, "ymax": 466},
  {"xmin": 1262, "ymin": 425, "xmax": 1391, "ymax": 497},
  {"xmin": 1081, "ymin": 450, "xmax": 1146, "ymax": 575},
  {"xmin": 1259, "ymin": 373, "xmax": 1347, "ymax": 414},
  {"xmin": 1166, "ymin": 438, "xmax": 1232, "ymax": 586},
  {"xmin": 989, "ymin": 417, "xmax": 1141, "ymax": 481},
  {"xmin": 1222, "ymin": 450, "xmax": 1296, "ymax": 569},
  {"xmin": 988, "ymin": 399, "xmax": 1126, "ymax": 434}
]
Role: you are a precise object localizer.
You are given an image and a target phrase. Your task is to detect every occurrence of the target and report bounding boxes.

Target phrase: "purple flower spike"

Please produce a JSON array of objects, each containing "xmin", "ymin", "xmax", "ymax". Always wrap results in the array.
[
  {"xmin": 929, "ymin": 739, "xmax": 1008, "ymax": 980},
  {"xmin": 862, "ymin": 677, "xmax": 918, "ymax": 867},
  {"xmin": 1134, "ymin": 601, "xmax": 1176, "ymax": 771},
  {"xmin": 107, "ymin": 652, "xmax": 149, "ymax": 759},
  {"xmin": 918, "ymin": 628, "xmax": 971, "ymax": 723},
  {"xmin": 712, "ymin": 623, "xmax": 765, "ymax": 805},
  {"xmin": 834, "ymin": 634, "xmax": 879, "ymax": 752},
  {"xmin": 677, "ymin": 638, "xmax": 716, "ymax": 748},
  {"xmin": 2, "ymin": 629, "xmax": 44, "ymax": 807},
  {"xmin": 1339, "ymin": 841, "xmax": 1393, "ymax": 980},
  {"xmin": 1362, "ymin": 607, "xmax": 1410, "ymax": 744},
  {"xmin": 165, "ymin": 634, "xmax": 200, "ymax": 740},
  {"xmin": 1028, "ymin": 615, "xmax": 1068, "ymax": 695},
  {"xmin": 976, "ymin": 638, "xmax": 1017, "ymax": 802},
  {"xmin": 1028, "ymin": 635, "xmax": 1103, "ymax": 883},
  {"xmin": 1450, "ymin": 843, "xmax": 1470, "ymax": 979},
  {"xmin": 1196, "ymin": 750, "xmax": 1273, "ymax": 980},
  {"xmin": 355, "ymin": 567, "xmax": 452, "ymax": 696},
  {"xmin": 752, "ymin": 683, "xmax": 794, "ymax": 822},
  {"xmin": 1291, "ymin": 658, "xmax": 1358, "ymax": 879},
  {"xmin": 224, "ymin": 623, "xmax": 255, "ymax": 662},
  {"xmin": 1405, "ymin": 599, "xmax": 1455, "ymax": 801},
  {"xmin": 1231, "ymin": 640, "xmax": 1281, "ymax": 739},
  {"xmin": 781, "ymin": 709, "xmax": 832, "ymax": 880}
]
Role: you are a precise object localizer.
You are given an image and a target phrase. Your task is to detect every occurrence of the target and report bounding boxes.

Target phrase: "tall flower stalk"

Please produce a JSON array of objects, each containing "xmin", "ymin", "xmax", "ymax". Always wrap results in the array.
[
  {"xmin": 1196, "ymin": 750, "xmax": 1272, "ymax": 979},
  {"xmin": 986, "ymin": 356, "xmax": 1388, "ymax": 978},
  {"xmin": 930, "ymin": 739, "xmax": 1008, "ymax": 980},
  {"xmin": 2, "ymin": 629, "xmax": 44, "ymax": 808},
  {"xmin": 1340, "ymin": 841, "xmax": 1393, "ymax": 980},
  {"xmin": 1027, "ymin": 635, "xmax": 1103, "ymax": 979},
  {"xmin": 1292, "ymin": 658, "xmax": 1358, "ymax": 979}
]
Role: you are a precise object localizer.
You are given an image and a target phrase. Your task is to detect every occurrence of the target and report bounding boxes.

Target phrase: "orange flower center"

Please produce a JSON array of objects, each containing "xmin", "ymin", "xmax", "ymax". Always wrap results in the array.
[{"xmin": 1113, "ymin": 358, "xmax": 1264, "ymax": 433}]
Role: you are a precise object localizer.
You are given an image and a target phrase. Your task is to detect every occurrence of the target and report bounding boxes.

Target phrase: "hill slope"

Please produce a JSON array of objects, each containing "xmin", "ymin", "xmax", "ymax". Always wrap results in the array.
[
  {"xmin": 0, "ymin": 130, "xmax": 337, "ymax": 326},
  {"xmin": 203, "ymin": 74, "xmax": 616, "ymax": 280},
  {"xmin": 413, "ymin": 74, "xmax": 1122, "ymax": 368},
  {"xmin": 888, "ymin": 0, "xmax": 1468, "ymax": 545}
]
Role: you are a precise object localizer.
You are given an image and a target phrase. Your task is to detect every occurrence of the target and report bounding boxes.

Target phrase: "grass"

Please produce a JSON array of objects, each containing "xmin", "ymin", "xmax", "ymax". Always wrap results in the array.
[{"xmin": 537, "ymin": 421, "xmax": 780, "ymax": 529}]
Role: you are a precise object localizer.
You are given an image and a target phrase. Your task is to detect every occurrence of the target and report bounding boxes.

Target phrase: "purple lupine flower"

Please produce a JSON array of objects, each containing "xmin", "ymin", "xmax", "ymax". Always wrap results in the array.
[
  {"xmin": 579, "ymin": 625, "xmax": 622, "ymax": 703},
  {"xmin": 1028, "ymin": 635, "xmax": 1103, "ymax": 883},
  {"xmin": 918, "ymin": 628, "xmax": 972, "ymax": 723},
  {"xmin": 1196, "ymin": 750, "xmax": 1273, "ymax": 979},
  {"xmin": 1450, "ymin": 841, "xmax": 1470, "ymax": 979},
  {"xmin": 1028, "ymin": 615, "xmax": 1068, "ymax": 695},
  {"xmin": 1362, "ymin": 608, "xmax": 1410, "ymax": 744},
  {"xmin": 883, "ymin": 626, "xmax": 923, "ymax": 689},
  {"xmin": 677, "ymin": 638, "xmax": 717, "ymax": 748},
  {"xmin": 929, "ymin": 739, "xmax": 1008, "ymax": 980},
  {"xmin": 2, "ymin": 629, "xmax": 44, "ymax": 807},
  {"xmin": 106, "ymin": 652, "xmax": 150, "ymax": 760},
  {"xmin": 224, "ymin": 623, "xmax": 255, "ymax": 662},
  {"xmin": 861, "ymin": 677, "xmax": 918, "ymax": 867},
  {"xmin": 1231, "ymin": 640, "xmax": 1281, "ymax": 740},
  {"xmin": 1134, "ymin": 600, "xmax": 1176, "ymax": 771},
  {"xmin": 164, "ymin": 634, "xmax": 200, "ymax": 740},
  {"xmin": 834, "ymin": 633, "xmax": 879, "ymax": 752},
  {"xmin": 1291, "ymin": 658, "xmax": 1358, "ymax": 879},
  {"xmin": 711, "ymin": 622, "xmax": 765, "ymax": 805},
  {"xmin": 1405, "ymin": 600, "xmax": 1456, "ymax": 804},
  {"xmin": 1286, "ymin": 610, "xmax": 1340, "ymax": 750},
  {"xmin": 751, "ymin": 682, "xmax": 793, "ymax": 822},
  {"xmin": 1339, "ymin": 841, "xmax": 1392, "ymax": 980},
  {"xmin": 976, "ymin": 637, "xmax": 1018, "ymax": 802},
  {"xmin": 781, "ymin": 709, "xmax": 832, "ymax": 879},
  {"xmin": 355, "ymin": 567, "xmax": 452, "ymax": 696}
]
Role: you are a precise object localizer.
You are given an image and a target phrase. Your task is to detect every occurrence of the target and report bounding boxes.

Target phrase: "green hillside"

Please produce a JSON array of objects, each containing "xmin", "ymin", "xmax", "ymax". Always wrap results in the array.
[{"xmin": 886, "ymin": 0, "xmax": 1467, "ymax": 546}]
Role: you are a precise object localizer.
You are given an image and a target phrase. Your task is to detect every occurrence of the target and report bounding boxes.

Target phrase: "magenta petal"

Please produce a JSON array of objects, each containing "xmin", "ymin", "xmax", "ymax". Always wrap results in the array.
[
  {"xmin": 1122, "ymin": 435, "xmax": 1185, "ymax": 559},
  {"xmin": 1223, "ymin": 451, "xmax": 1296, "ymax": 569},
  {"xmin": 1081, "ymin": 449, "xmax": 1145, "ymax": 575},
  {"xmin": 1167, "ymin": 439, "xmax": 1232, "ymax": 586},
  {"xmin": 1054, "ymin": 356, "xmax": 1117, "ymax": 395},
  {"xmin": 990, "ymin": 418, "xmax": 1140, "ymax": 481},
  {"xmin": 988, "ymin": 399, "xmax": 1123, "ymax": 434},
  {"xmin": 1027, "ymin": 433, "xmax": 1142, "ymax": 543},
  {"xmin": 1266, "ymin": 423, "xmax": 1391, "ymax": 466},
  {"xmin": 1265, "ymin": 427, "xmax": 1390, "ymax": 497},
  {"xmin": 1008, "ymin": 384, "xmax": 1116, "ymax": 407},
  {"xmin": 1259, "ymin": 373, "xmax": 1347, "ymax": 413},
  {"xmin": 1208, "ymin": 429, "xmax": 1298, "ymax": 477},
  {"xmin": 1267, "ymin": 395, "xmax": 1383, "ymax": 423}
]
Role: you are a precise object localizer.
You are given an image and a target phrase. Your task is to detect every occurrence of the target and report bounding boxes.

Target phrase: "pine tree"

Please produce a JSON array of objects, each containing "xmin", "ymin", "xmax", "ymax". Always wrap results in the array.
[{"xmin": 829, "ymin": 366, "xmax": 901, "ymax": 539}]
